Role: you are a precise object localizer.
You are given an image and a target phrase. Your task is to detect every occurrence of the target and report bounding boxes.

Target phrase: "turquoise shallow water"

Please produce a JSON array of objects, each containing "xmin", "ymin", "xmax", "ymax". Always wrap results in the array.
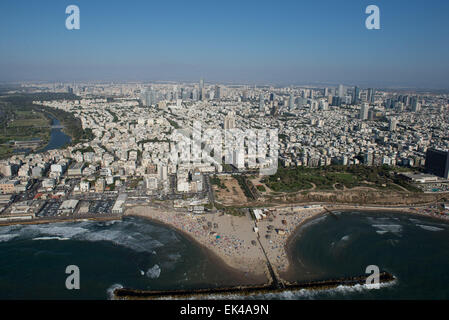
[{"xmin": 0, "ymin": 212, "xmax": 448, "ymax": 299}]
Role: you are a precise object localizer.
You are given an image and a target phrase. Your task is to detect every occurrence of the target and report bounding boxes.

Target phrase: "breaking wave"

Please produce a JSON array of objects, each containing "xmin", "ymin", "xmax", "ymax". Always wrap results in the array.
[
  {"xmin": 169, "ymin": 280, "xmax": 398, "ymax": 300},
  {"xmin": 107, "ymin": 283, "xmax": 123, "ymax": 300},
  {"xmin": 372, "ymin": 224, "xmax": 402, "ymax": 235},
  {"xmin": 146, "ymin": 264, "xmax": 161, "ymax": 279},
  {"xmin": 0, "ymin": 233, "xmax": 19, "ymax": 242},
  {"xmin": 33, "ymin": 236, "xmax": 70, "ymax": 241},
  {"xmin": 0, "ymin": 218, "xmax": 168, "ymax": 253},
  {"xmin": 416, "ymin": 224, "xmax": 444, "ymax": 232}
]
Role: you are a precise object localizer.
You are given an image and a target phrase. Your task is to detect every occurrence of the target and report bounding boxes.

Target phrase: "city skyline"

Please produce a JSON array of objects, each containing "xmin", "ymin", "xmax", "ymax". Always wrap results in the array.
[{"xmin": 1, "ymin": 0, "xmax": 449, "ymax": 88}]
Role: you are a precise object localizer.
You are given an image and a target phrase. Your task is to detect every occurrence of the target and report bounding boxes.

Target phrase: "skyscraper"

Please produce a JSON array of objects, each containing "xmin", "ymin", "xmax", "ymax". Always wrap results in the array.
[
  {"xmin": 359, "ymin": 103, "xmax": 369, "ymax": 120},
  {"xmin": 368, "ymin": 88, "xmax": 375, "ymax": 104},
  {"xmin": 141, "ymin": 88, "xmax": 154, "ymax": 107},
  {"xmin": 192, "ymin": 88, "xmax": 198, "ymax": 101},
  {"xmin": 412, "ymin": 99, "xmax": 421, "ymax": 112},
  {"xmin": 224, "ymin": 111, "xmax": 236, "ymax": 129},
  {"xmin": 319, "ymin": 99, "xmax": 328, "ymax": 111},
  {"xmin": 259, "ymin": 94, "xmax": 264, "ymax": 112},
  {"xmin": 364, "ymin": 151, "xmax": 374, "ymax": 166},
  {"xmin": 200, "ymin": 88, "xmax": 207, "ymax": 101},
  {"xmin": 214, "ymin": 85, "xmax": 221, "ymax": 100},
  {"xmin": 289, "ymin": 94, "xmax": 295, "ymax": 111},
  {"xmin": 352, "ymin": 86, "xmax": 360, "ymax": 104},
  {"xmin": 425, "ymin": 149, "xmax": 449, "ymax": 179},
  {"xmin": 338, "ymin": 84, "xmax": 345, "ymax": 98},
  {"xmin": 199, "ymin": 78, "xmax": 204, "ymax": 100}
]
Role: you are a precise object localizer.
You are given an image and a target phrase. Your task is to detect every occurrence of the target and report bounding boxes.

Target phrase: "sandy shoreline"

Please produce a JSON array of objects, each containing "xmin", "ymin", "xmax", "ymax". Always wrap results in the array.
[
  {"xmin": 125, "ymin": 205, "xmax": 327, "ymax": 283},
  {"xmin": 128, "ymin": 211, "xmax": 268, "ymax": 286},
  {"xmin": 125, "ymin": 203, "xmax": 449, "ymax": 284},
  {"xmin": 1, "ymin": 201, "xmax": 447, "ymax": 286},
  {"xmin": 125, "ymin": 206, "xmax": 272, "ymax": 281}
]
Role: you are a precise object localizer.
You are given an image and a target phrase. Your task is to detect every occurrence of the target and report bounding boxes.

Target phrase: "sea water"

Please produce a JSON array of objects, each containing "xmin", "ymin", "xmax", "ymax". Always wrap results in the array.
[{"xmin": 0, "ymin": 212, "xmax": 448, "ymax": 299}]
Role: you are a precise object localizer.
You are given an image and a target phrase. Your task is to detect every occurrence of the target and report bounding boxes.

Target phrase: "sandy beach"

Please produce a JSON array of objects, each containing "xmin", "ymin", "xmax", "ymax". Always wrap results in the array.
[
  {"xmin": 125, "ymin": 201, "xmax": 449, "ymax": 283},
  {"xmin": 125, "ymin": 205, "xmax": 326, "ymax": 283},
  {"xmin": 2, "ymin": 200, "xmax": 446, "ymax": 286}
]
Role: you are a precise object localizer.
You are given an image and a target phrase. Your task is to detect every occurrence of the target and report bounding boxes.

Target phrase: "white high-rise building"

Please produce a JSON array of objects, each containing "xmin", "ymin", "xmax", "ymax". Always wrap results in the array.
[
  {"xmin": 359, "ymin": 103, "xmax": 369, "ymax": 120},
  {"xmin": 412, "ymin": 100, "xmax": 421, "ymax": 112},
  {"xmin": 233, "ymin": 149, "xmax": 245, "ymax": 170},
  {"xmin": 389, "ymin": 117, "xmax": 398, "ymax": 131},
  {"xmin": 224, "ymin": 111, "xmax": 236, "ymax": 129},
  {"xmin": 259, "ymin": 94, "xmax": 264, "ymax": 112},
  {"xmin": 338, "ymin": 84, "xmax": 345, "ymax": 98},
  {"xmin": 319, "ymin": 99, "xmax": 328, "ymax": 111},
  {"xmin": 289, "ymin": 94, "xmax": 295, "ymax": 111}
]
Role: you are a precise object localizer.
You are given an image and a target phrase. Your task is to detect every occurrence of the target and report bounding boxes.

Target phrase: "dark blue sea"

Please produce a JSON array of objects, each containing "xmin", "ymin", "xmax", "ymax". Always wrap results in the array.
[{"xmin": 0, "ymin": 212, "xmax": 448, "ymax": 299}]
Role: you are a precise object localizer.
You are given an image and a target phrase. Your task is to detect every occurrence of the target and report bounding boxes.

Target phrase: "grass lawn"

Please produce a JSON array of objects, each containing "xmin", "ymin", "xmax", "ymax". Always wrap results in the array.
[{"xmin": 262, "ymin": 165, "xmax": 418, "ymax": 193}]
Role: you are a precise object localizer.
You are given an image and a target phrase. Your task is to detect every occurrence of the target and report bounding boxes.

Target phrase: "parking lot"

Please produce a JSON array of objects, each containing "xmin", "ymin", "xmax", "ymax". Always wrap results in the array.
[
  {"xmin": 36, "ymin": 200, "xmax": 62, "ymax": 217},
  {"xmin": 88, "ymin": 200, "xmax": 114, "ymax": 214}
]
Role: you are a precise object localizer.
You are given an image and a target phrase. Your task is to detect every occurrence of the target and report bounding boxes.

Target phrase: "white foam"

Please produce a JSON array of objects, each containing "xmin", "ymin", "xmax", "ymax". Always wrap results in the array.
[
  {"xmin": 102, "ymin": 220, "xmax": 121, "ymax": 226},
  {"xmin": 340, "ymin": 235, "xmax": 350, "ymax": 241},
  {"xmin": 367, "ymin": 217, "xmax": 396, "ymax": 224},
  {"xmin": 0, "ymin": 219, "xmax": 167, "ymax": 253},
  {"xmin": 416, "ymin": 224, "xmax": 444, "ymax": 232},
  {"xmin": 372, "ymin": 224, "xmax": 402, "ymax": 235},
  {"xmin": 0, "ymin": 234, "xmax": 18, "ymax": 242},
  {"xmin": 25, "ymin": 224, "xmax": 88, "ymax": 239},
  {"xmin": 106, "ymin": 283, "xmax": 123, "ymax": 300},
  {"xmin": 146, "ymin": 264, "xmax": 161, "ymax": 279},
  {"xmin": 303, "ymin": 215, "xmax": 328, "ymax": 228},
  {"xmin": 32, "ymin": 236, "xmax": 69, "ymax": 241},
  {"xmin": 177, "ymin": 279, "xmax": 397, "ymax": 300},
  {"xmin": 78, "ymin": 229, "xmax": 164, "ymax": 253}
]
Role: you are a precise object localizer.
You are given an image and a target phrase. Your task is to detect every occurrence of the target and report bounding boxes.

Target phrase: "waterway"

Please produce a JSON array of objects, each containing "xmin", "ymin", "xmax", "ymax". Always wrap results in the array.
[{"xmin": 37, "ymin": 115, "xmax": 71, "ymax": 152}]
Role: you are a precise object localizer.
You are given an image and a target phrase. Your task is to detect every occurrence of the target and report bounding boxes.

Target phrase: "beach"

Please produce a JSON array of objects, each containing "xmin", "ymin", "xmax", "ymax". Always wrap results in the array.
[
  {"xmin": 2, "ymin": 200, "xmax": 447, "ymax": 286},
  {"xmin": 125, "ymin": 205, "xmax": 326, "ymax": 283},
  {"xmin": 125, "ymin": 202, "xmax": 449, "ymax": 284}
]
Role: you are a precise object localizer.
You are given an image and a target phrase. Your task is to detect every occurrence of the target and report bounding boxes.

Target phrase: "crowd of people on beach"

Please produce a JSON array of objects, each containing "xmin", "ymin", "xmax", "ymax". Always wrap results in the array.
[
  {"xmin": 135, "ymin": 208, "xmax": 266, "ymax": 272},
  {"xmin": 128, "ymin": 206, "xmax": 326, "ymax": 276}
]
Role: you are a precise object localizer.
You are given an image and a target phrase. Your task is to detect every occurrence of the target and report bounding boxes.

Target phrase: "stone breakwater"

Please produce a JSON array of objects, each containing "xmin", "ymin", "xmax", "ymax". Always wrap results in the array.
[{"xmin": 113, "ymin": 272, "xmax": 396, "ymax": 299}]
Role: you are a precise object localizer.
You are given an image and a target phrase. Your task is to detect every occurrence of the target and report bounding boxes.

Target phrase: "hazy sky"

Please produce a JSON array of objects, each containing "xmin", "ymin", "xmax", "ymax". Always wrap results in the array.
[{"xmin": 1, "ymin": 0, "xmax": 449, "ymax": 88}]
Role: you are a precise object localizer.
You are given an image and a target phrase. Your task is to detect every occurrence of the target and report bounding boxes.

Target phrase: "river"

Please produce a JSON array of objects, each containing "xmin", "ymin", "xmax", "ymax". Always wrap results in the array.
[{"xmin": 37, "ymin": 115, "xmax": 71, "ymax": 152}]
